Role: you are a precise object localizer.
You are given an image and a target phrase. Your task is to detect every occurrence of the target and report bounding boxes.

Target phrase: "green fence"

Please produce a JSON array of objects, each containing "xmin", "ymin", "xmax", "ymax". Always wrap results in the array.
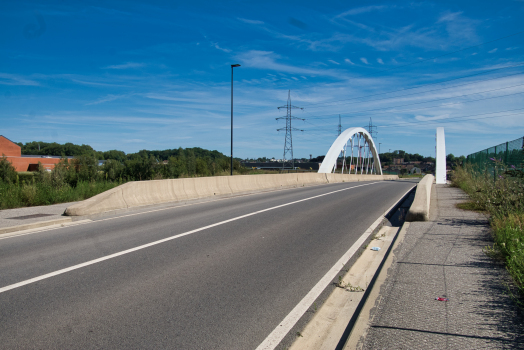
[{"xmin": 466, "ymin": 136, "xmax": 524, "ymax": 173}]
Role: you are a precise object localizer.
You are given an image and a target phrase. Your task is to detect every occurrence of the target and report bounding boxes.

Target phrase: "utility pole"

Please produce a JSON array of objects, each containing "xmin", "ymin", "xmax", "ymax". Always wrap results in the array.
[{"xmin": 276, "ymin": 90, "xmax": 304, "ymax": 171}]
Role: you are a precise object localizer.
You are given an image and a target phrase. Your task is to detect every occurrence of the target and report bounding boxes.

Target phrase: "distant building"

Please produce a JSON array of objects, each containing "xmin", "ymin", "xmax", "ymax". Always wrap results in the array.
[
  {"xmin": 393, "ymin": 158, "xmax": 404, "ymax": 165},
  {"xmin": 0, "ymin": 135, "xmax": 63, "ymax": 172}
]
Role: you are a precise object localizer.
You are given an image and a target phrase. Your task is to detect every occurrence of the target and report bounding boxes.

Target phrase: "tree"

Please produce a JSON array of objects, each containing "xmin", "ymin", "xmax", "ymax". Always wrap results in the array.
[{"xmin": 0, "ymin": 156, "xmax": 17, "ymax": 184}]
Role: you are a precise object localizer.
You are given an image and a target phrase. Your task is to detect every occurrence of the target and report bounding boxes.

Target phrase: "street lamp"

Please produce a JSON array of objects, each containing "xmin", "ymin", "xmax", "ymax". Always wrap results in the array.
[{"xmin": 231, "ymin": 64, "xmax": 241, "ymax": 176}]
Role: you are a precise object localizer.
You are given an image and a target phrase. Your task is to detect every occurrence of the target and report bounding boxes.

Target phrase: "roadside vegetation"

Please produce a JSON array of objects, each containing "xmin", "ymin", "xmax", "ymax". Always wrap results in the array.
[
  {"xmin": 0, "ymin": 146, "xmax": 250, "ymax": 210},
  {"xmin": 452, "ymin": 160, "xmax": 524, "ymax": 300}
]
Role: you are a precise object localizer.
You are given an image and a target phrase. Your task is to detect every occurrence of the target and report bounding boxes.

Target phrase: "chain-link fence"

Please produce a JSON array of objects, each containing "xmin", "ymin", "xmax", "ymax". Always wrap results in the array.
[{"xmin": 466, "ymin": 136, "xmax": 524, "ymax": 173}]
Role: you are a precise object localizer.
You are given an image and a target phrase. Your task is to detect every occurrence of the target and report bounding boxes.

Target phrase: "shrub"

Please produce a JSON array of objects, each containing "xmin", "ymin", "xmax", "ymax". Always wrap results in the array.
[{"xmin": 0, "ymin": 156, "xmax": 17, "ymax": 184}]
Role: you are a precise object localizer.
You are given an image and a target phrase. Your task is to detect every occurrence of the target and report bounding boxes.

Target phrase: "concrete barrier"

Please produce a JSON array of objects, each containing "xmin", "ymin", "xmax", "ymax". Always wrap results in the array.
[
  {"xmin": 406, "ymin": 174, "xmax": 434, "ymax": 221},
  {"xmin": 296, "ymin": 173, "xmax": 328, "ymax": 186},
  {"xmin": 65, "ymin": 173, "xmax": 400, "ymax": 216}
]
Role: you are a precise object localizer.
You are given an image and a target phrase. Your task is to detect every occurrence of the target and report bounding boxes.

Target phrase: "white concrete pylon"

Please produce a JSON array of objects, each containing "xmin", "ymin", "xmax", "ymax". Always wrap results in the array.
[
  {"xmin": 318, "ymin": 127, "xmax": 382, "ymax": 174},
  {"xmin": 435, "ymin": 127, "xmax": 447, "ymax": 184}
]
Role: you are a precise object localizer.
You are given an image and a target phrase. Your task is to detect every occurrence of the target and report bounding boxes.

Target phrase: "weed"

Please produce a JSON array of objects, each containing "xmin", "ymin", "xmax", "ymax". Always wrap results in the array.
[
  {"xmin": 296, "ymin": 332, "xmax": 303, "ymax": 337},
  {"xmin": 336, "ymin": 276, "xmax": 365, "ymax": 292},
  {"xmin": 451, "ymin": 164, "xmax": 524, "ymax": 300}
]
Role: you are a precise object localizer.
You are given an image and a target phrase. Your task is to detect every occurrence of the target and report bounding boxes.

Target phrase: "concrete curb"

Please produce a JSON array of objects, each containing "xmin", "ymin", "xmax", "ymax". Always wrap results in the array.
[
  {"xmin": 65, "ymin": 173, "xmax": 399, "ymax": 216},
  {"xmin": 405, "ymin": 174, "xmax": 434, "ymax": 221},
  {"xmin": 0, "ymin": 217, "xmax": 73, "ymax": 235},
  {"xmin": 342, "ymin": 222, "xmax": 411, "ymax": 350},
  {"xmin": 289, "ymin": 226, "xmax": 400, "ymax": 350}
]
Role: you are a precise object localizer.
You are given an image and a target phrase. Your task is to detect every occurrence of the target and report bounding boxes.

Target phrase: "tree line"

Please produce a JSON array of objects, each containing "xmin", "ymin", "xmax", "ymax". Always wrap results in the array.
[{"xmin": 3, "ymin": 142, "xmax": 247, "ymax": 187}]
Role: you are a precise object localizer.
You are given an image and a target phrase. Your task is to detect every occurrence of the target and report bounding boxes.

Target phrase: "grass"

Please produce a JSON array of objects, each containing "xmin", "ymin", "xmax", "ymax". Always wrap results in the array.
[
  {"xmin": 0, "ymin": 181, "xmax": 121, "ymax": 209},
  {"xmin": 452, "ymin": 164, "xmax": 524, "ymax": 301}
]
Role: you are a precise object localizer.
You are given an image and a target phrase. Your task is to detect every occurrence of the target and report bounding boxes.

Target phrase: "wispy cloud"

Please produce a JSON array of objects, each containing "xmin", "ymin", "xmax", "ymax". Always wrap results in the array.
[
  {"xmin": 237, "ymin": 18, "xmax": 264, "ymax": 25},
  {"xmin": 212, "ymin": 42, "xmax": 231, "ymax": 53},
  {"xmin": 0, "ymin": 73, "xmax": 40, "ymax": 86},
  {"xmin": 336, "ymin": 5, "xmax": 389, "ymax": 17},
  {"xmin": 328, "ymin": 60, "xmax": 340, "ymax": 65},
  {"xmin": 104, "ymin": 62, "xmax": 145, "ymax": 69},
  {"xmin": 488, "ymin": 48, "xmax": 498, "ymax": 53},
  {"xmin": 235, "ymin": 50, "xmax": 347, "ymax": 79},
  {"xmin": 414, "ymin": 114, "xmax": 450, "ymax": 121},
  {"xmin": 377, "ymin": 58, "xmax": 384, "ymax": 64},
  {"xmin": 345, "ymin": 58, "xmax": 355, "ymax": 65},
  {"xmin": 360, "ymin": 57, "xmax": 369, "ymax": 64},
  {"xmin": 85, "ymin": 94, "xmax": 129, "ymax": 105}
]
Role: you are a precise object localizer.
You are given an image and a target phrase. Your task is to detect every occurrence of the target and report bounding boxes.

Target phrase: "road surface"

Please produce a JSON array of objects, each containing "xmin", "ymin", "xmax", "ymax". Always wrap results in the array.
[{"xmin": 0, "ymin": 179, "xmax": 415, "ymax": 349}]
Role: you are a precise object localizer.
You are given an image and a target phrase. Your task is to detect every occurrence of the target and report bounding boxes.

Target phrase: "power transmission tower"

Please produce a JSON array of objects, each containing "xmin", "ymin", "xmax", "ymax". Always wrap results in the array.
[
  {"xmin": 337, "ymin": 114, "xmax": 342, "ymax": 136},
  {"xmin": 276, "ymin": 90, "xmax": 304, "ymax": 170},
  {"xmin": 367, "ymin": 117, "xmax": 378, "ymax": 140}
]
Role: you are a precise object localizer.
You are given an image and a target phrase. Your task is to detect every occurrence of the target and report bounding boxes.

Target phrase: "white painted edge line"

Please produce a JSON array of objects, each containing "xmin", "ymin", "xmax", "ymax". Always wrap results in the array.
[
  {"xmin": 0, "ymin": 181, "xmax": 355, "ymax": 240},
  {"xmin": 0, "ymin": 182, "xmax": 384, "ymax": 295},
  {"xmin": 0, "ymin": 220, "xmax": 92, "ymax": 241},
  {"xmin": 255, "ymin": 184, "xmax": 416, "ymax": 350}
]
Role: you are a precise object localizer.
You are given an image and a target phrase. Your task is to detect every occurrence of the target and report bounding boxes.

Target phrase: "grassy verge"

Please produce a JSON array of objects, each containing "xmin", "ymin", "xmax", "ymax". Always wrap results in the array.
[
  {"xmin": 0, "ymin": 181, "xmax": 121, "ymax": 209},
  {"xmin": 452, "ymin": 165, "xmax": 524, "ymax": 300}
]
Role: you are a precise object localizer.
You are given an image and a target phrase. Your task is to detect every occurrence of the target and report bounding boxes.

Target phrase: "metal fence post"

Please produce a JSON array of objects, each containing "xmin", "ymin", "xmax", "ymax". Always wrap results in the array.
[{"xmin": 494, "ymin": 146, "xmax": 497, "ymax": 182}]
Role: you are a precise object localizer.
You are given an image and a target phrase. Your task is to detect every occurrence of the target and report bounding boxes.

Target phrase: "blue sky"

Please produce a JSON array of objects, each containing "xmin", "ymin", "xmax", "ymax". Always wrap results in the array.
[{"xmin": 1, "ymin": 1, "xmax": 523, "ymax": 159}]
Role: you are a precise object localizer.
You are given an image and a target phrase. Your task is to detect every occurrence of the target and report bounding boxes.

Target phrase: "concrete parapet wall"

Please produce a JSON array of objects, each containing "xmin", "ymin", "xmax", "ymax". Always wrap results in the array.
[
  {"xmin": 325, "ymin": 173, "xmax": 398, "ymax": 183},
  {"xmin": 406, "ymin": 174, "xmax": 434, "ymax": 222},
  {"xmin": 65, "ymin": 173, "xmax": 399, "ymax": 216}
]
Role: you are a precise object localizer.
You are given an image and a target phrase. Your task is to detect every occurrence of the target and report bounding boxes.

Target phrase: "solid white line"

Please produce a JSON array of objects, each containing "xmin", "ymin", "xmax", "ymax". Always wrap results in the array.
[
  {"xmin": 0, "ymin": 182, "xmax": 328, "ymax": 240},
  {"xmin": 255, "ymin": 184, "xmax": 416, "ymax": 350},
  {"xmin": 0, "ymin": 182, "xmax": 383, "ymax": 294}
]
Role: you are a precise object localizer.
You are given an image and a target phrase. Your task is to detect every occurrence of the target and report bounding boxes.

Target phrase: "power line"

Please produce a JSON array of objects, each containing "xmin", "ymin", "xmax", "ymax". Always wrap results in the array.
[
  {"xmin": 307, "ymin": 86, "xmax": 524, "ymax": 120},
  {"xmin": 349, "ymin": 29, "xmax": 524, "ymax": 78},
  {"xmin": 299, "ymin": 107, "xmax": 524, "ymax": 136},
  {"xmin": 378, "ymin": 107, "xmax": 524, "ymax": 128},
  {"xmin": 303, "ymin": 62, "xmax": 524, "ymax": 108}
]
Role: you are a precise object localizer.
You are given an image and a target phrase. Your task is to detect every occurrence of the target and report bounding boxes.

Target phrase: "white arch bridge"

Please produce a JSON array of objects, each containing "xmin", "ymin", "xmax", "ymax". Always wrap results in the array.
[{"xmin": 318, "ymin": 127, "xmax": 382, "ymax": 175}]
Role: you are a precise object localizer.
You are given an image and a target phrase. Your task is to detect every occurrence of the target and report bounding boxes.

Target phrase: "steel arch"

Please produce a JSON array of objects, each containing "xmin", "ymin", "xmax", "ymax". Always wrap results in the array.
[{"xmin": 318, "ymin": 127, "xmax": 382, "ymax": 174}]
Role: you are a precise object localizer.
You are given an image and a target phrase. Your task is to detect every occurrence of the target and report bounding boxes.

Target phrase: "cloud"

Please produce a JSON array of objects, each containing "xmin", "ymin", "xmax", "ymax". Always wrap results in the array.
[
  {"xmin": 288, "ymin": 17, "xmax": 307, "ymax": 30},
  {"xmin": 437, "ymin": 11, "xmax": 479, "ymax": 43},
  {"xmin": 336, "ymin": 5, "xmax": 388, "ymax": 17},
  {"xmin": 414, "ymin": 114, "xmax": 450, "ymax": 121},
  {"xmin": 345, "ymin": 58, "xmax": 355, "ymax": 65},
  {"xmin": 238, "ymin": 18, "xmax": 264, "ymax": 25},
  {"xmin": 23, "ymin": 11, "xmax": 46, "ymax": 40},
  {"xmin": 86, "ymin": 94, "xmax": 128, "ymax": 105},
  {"xmin": 0, "ymin": 73, "xmax": 40, "ymax": 86},
  {"xmin": 488, "ymin": 48, "xmax": 498, "ymax": 53},
  {"xmin": 506, "ymin": 47, "xmax": 519, "ymax": 50},
  {"xmin": 235, "ymin": 50, "xmax": 347, "ymax": 79},
  {"xmin": 360, "ymin": 57, "xmax": 369, "ymax": 64},
  {"xmin": 104, "ymin": 62, "xmax": 145, "ymax": 69},
  {"xmin": 328, "ymin": 60, "xmax": 340, "ymax": 65},
  {"xmin": 212, "ymin": 42, "xmax": 232, "ymax": 53},
  {"xmin": 377, "ymin": 58, "xmax": 384, "ymax": 64}
]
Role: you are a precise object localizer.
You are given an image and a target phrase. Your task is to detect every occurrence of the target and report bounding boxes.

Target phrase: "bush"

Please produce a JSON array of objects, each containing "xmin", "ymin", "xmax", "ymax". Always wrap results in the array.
[
  {"xmin": 0, "ymin": 156, "xmax": 17, "ymax": 184},
  {"xmin": 452, "ymin": 163, "xmax": 524, "ymax": 300}
]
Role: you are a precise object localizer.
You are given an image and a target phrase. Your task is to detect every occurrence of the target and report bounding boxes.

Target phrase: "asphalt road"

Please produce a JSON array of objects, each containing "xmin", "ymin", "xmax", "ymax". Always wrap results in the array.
[{"xmin": 0, "ymin": 179, "xmax": 416, "ymax": 349}]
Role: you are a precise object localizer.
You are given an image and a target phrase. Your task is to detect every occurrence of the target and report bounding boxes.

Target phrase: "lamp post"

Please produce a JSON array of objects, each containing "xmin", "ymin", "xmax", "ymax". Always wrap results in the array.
[{"xmin": 231, "ymin": 64, "xmax": 241, "ymax": 176}]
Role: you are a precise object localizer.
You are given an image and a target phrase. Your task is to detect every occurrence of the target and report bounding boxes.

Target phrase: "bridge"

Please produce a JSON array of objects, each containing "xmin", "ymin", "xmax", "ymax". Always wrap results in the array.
[{"xmin": 0, "ymin": 128, "xmax": 440, "ymax": 350}]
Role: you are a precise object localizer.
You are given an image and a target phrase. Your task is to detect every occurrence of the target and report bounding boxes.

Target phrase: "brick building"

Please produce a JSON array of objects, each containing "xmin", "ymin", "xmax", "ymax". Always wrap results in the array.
[{"xmin": 0, "ymin": 135, "xmax": 62, "ymax": 171}]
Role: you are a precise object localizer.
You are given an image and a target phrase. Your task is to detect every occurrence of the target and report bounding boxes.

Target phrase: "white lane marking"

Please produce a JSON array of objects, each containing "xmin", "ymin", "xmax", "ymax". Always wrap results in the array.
[
  {"xmin": 0, "ymin": 220, "xmax": 92, "ymax": 241},
  {"xmin": 0, "ymin": 182, "xmax": 336, "ymax": 240},
  {"xmin": 0, "ymin": 182, "xmax": 386, "ymax": 294},
  {"xmin": 255, "ymin": 185, "xmax": 416, "ymax": 350}
]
